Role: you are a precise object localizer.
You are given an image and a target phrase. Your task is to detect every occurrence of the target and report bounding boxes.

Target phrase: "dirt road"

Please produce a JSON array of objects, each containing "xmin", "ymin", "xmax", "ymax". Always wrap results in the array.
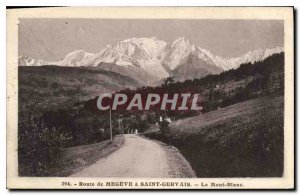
[{"xmin": 71, "ymin": 134, "xmax": 196, "ymax": 178}]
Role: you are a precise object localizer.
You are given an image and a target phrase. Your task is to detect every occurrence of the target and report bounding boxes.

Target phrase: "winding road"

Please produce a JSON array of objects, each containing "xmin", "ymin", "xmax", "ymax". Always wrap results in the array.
[{"xmin": 71, "ymin": 134, "xmax": 195, "ymax": 178}]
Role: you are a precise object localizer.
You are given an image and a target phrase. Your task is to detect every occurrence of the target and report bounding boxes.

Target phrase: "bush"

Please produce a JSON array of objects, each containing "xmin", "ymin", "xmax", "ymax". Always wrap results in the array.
[
  {"xmin": 158, "ymin": 120, "xmax": 170, "ymax": 135},
  {"xmin": 18, "ymin": 117, "xmax": 70, "ymax": 176}
]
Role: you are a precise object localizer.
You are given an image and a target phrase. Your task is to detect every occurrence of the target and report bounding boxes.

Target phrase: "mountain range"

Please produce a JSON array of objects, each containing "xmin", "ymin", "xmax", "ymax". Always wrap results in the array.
[{"xmin": 19, "ymin": 37, "xmax": 284, "ymax": 84}]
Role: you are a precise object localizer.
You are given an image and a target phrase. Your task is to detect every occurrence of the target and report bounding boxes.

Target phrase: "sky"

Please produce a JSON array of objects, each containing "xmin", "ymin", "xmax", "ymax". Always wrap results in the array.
[{"xmin": 18, "ymin": 19, "xmax": 284, "ymax": 61}]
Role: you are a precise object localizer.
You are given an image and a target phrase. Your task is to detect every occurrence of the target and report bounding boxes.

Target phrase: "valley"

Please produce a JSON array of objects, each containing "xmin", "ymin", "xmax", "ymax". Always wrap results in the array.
[{"xmin": 17, "ymin": 38, "xmax": 285, "ymax": 177}]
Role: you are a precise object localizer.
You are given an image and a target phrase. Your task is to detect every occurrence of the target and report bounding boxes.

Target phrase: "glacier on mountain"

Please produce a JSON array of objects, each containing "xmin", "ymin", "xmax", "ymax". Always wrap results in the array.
[{"xmin": 18, "ymin": 37, "xmax": 284, "ymax": 82}]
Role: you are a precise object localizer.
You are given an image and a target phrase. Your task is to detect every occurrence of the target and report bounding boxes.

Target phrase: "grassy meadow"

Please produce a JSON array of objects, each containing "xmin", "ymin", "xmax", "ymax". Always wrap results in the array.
[{"xmin": 145, "ymin": 96, "xmax": 284, "ymax": 177}]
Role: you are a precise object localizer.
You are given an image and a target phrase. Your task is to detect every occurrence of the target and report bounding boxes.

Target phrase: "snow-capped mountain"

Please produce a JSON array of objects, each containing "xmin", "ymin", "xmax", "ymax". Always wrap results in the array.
[
  {"xmin": 210, "ymin": 46, "xmax": 284, "ymax": 70},
  {"xmin": 58, "ymin": 50, "xmax": 95, "ymax": 67},
  {"xmin": 19, "ymin": 50, "xmax": 96, "ymax": 67},
  {"xmin": 19, "ymin": 37, "xmax": 284, "ymax": 83},
  {"xmin": 163, "ymin": 37, "xmax": 195, "ymax": 71},
  {"xmin": 91, "ymin": 37, "xmax": 169, "ymax": 79},
  {"xmin": 18, "ymin": 55, "xmax": 48, "ymax": 66}
]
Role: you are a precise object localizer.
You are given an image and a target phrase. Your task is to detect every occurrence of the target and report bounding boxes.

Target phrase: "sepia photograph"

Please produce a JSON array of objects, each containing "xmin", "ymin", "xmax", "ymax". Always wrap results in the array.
[{"xmin": 6, "ymin": 7, "xmax": 294, "ymax": 189}]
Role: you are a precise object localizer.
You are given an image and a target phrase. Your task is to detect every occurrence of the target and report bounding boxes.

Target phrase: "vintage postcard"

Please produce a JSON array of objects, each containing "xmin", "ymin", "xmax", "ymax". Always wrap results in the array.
[{"xmin": 7, "ymin": 7, "xmax": 294, "ymax": 189}]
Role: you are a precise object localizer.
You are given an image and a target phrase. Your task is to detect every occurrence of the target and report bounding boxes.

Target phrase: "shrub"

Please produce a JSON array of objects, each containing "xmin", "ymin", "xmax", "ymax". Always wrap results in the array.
[{"xmin": 18, "ymin": 117, "xmax": 70, "ymax": 176}]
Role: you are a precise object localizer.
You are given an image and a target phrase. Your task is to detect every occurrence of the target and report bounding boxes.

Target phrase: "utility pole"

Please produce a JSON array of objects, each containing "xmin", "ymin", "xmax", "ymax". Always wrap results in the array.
[
  {"xmin": 109, "ymin": 107, "xmax": 112, "ymax": 141},
  {"xmin": 121, "ymin": 120, "xmax": 124, "ymax": 134},
  {"xmin": 118, "ymin": 119, "xmax": 124, "ymax": 134}
]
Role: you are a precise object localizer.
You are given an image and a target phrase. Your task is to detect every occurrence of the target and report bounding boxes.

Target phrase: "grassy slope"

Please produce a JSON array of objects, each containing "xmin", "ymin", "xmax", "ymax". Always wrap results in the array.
[
  {"xmin": 45, "ymin": 134, "xmax": 125, "ymax": 177},
  {"xmin": 145, "ymin": 96, "xmax": 284, "ymax": 177}
]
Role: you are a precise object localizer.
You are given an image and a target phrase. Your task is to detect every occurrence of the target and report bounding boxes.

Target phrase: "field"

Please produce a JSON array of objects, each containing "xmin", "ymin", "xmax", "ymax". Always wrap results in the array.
[{"xmin": 145, "ymin": 96, "xmax": 284, "ymax": 177}]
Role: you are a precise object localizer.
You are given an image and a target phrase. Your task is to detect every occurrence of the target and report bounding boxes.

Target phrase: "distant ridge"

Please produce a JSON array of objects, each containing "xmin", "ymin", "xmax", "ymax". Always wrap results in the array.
[{"xmin": 19, "ymin": 37, "xmax": 284, "ymax": 83}]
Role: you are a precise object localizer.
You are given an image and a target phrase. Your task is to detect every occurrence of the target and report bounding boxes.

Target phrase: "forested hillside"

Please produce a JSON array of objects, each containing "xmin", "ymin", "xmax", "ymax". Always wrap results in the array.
[{"xmin": 18, "ymin": 53, "xmax": 284, "ymax": 176}]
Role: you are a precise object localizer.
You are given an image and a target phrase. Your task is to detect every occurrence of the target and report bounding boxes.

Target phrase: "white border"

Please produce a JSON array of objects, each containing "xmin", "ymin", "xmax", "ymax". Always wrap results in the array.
[{"xmin": 5, "ymin": 6, "xmax": 295, "ymax": 190}]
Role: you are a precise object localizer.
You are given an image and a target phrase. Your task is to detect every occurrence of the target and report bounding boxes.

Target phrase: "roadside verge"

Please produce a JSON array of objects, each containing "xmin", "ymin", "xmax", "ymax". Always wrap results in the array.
[{"xmin": 47, "ymin": 134, "xmax": 125, "ymax": 176}]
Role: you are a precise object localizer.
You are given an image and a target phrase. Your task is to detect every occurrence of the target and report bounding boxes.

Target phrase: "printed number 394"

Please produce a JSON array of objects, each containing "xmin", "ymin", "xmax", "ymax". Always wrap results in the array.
[{"xmin": 62, "ymin": 182, "xmax": 72, "ymax": 186}]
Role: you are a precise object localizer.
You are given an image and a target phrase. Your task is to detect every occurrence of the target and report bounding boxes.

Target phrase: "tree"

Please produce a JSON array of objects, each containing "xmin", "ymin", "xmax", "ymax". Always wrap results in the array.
[{"xmin": 162, "ymin": 76, "xmax": 175, "ymax": 89}]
